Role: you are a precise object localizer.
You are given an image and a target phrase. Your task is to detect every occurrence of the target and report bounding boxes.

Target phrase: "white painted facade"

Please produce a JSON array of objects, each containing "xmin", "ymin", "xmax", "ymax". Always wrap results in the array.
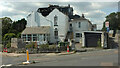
[
  {"xmin": 24, "ymin": 6, "xmax": 93, "ymax": 44},
  {"xmin": 26, "ymin": 9, "xmax": 69, "ymax": 43},
  {"xmin": 71, "ymin": 19, "xmax": 92, "ymax": 42},
  {"xmin": 46, "ymin": 9, "xmax": 69, "ymax": 43}
]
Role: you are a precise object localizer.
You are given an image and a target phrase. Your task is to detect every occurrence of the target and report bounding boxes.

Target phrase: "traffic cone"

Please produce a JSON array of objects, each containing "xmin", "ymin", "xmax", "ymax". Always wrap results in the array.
[
  {"xmin": 67, "ymin": 45, "xmax": 69, "ymax": 53},
  {"xmin": 3, "ymin": 48, "xmax": 6, "ymax": 52},
  {"xmin": 5, "ymin": 48, "xmax": 8, "ymax": 53}
]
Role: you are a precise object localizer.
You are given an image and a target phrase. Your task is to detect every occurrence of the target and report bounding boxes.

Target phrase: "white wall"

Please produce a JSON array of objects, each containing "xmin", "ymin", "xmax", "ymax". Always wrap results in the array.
[
  {"xmin": 46, "ymin": 9, "xmax": 69, "ymax": 43},
  {"xmin": 72, "ymin": 19, "xmax": 92, "ymax": 42},
  {"xmin": 26, "ymin": 9, "xmax": 69, "ymax": 43},
  {"xmin": 26, "ymin": 11, "xmax": 51, "ymax": 27},
  {"xmin": 26, "ymin": 12, "xmax": 39, "ymax": 27}
]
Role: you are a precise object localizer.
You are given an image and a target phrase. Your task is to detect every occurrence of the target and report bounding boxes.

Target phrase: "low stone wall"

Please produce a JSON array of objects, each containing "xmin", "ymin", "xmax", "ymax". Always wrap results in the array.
[{"xmin": 6, "ymin": 46, "xmax": 72, "ymax": 53}]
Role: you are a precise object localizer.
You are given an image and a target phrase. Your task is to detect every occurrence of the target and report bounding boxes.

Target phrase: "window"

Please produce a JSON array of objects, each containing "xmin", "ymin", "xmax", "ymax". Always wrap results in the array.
[
  {"xmin": 44, "ymin": 34, "xmax": 46, "ymax": 41},
  {"xmin": 28, "ymin": 34, "xmax": 32, "ymax": 41},
  {"xmin": 33, "ymin": 34, "xmax": 37, "ymax": 41},
  {"xmin": 76, "ymin": 33, "xmax": 82, "ymax": 38},
  {"xmin": 22, "ymin": 34, "xmax": 26, "ymax": 41},
  {"xmin": 54, "ymin": 28, "xmax": 58, "ymax": 39},
  {"xmin": 54, "ymin": 15, "xmax": 58, "ymax": 26},
  {"xmin": 70, "ymin": 24, "xmax": 72, "ymax": 27},
  {"xmin": 78, "ymin": 22, "xmax": 81, "ymax": 28},
  {"xmin": 38, "ymin": 34, "xmax": 42, "ymax": 41}
]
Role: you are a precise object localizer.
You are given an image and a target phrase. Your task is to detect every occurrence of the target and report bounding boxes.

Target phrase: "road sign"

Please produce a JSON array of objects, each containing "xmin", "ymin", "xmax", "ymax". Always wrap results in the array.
[
  {"xmin": 105, "ymin": 22, "xmax": 109, "ymax": 27},
  {"xmin": 107, "ymin": 27, "xmax": 109, "ymax": 32}
]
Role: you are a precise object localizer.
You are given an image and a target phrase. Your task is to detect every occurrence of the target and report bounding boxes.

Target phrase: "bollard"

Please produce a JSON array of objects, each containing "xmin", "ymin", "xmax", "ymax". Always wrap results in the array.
[
  {"xmin": 23, "ymin": 49, "xmax": 30, "ymax": 64},
  {"xmin": 26, "ymin": 50, "xmax": 29, "ymax": 62}
]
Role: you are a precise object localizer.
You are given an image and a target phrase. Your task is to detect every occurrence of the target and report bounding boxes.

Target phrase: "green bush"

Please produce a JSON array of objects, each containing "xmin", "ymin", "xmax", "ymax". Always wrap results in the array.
[
  {"xmin": 49, "ymin": 45, "xmax": 56, "ymax": 49},
  {"xmin": 40, "ymin": 44, "xmax": 49, "ymax": 49},
  {"xmin": 25, "ymin": 42, "xmax": 35, "ymax": 49},
  {"xmin": 3, "ymin": 33, "xmax": 16, "ymax": 41},
  {"xmin": 6, "ymin": 42, "xmax": 11, "ymax": 48},
  {"xmin": 59, "ymin": 42, "xmax": 69, "ymax": 46},
  {"xmin": 97, "ymin": 39, "xmax": 101, "ymax": 47}
]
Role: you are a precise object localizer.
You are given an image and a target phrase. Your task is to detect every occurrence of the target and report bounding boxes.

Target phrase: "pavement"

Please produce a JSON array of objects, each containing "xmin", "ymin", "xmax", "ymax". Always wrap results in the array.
[
  {"xmin": 1, "ymin": 42, "xmax": 119, "ymax": 67},
  {"xmin": 1, "ymin": 48, "xmax": 118, "ymax": 66},
  {"xmin": 1, "ymin": 51, "xmax": 76, "ymax": 57}
]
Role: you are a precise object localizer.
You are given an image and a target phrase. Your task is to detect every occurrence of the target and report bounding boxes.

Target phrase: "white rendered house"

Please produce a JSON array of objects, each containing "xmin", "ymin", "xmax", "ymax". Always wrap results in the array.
[
  {"xmin": 70, "ymin": 16, "xmax": 93, "ymax": 42},
  {"xmin": 22, "ymin": 8, "xmax": 69, "ymax": 44},
  {"xmin": 21, "ymin": 4, "xmax": 93, "ymax": 44}
]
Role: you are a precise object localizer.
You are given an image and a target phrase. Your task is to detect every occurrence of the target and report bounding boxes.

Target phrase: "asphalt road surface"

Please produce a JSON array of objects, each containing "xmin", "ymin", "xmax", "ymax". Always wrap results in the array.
[{"xmin": 2, "ymin": 49, "xmax": 118, "ymax": 66}]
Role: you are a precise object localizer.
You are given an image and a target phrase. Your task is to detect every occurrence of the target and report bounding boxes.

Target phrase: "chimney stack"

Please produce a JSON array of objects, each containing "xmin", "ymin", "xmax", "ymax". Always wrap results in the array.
[
  {"xmin": 68, "ymin": 4, "xmax": 70, "ymax": 7},
  {"xmin": 82, "ymin": 14, "xmax": 85, "ymax": 18}
]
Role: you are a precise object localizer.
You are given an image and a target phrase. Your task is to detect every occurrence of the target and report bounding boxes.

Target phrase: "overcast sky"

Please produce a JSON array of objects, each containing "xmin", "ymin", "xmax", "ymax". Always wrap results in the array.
[{"xmin": 0, "ymin": 2, "xmax": 118, "ymax": 30}]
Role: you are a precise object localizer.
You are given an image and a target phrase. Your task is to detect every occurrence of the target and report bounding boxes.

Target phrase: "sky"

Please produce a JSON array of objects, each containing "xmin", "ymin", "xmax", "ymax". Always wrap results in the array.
[{"xmin": 0, "ymin": 1, "xmax": 119, "ymax": 30}]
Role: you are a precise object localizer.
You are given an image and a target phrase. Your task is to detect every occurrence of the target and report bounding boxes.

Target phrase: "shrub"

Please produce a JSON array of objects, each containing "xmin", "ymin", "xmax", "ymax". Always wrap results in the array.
[
  {"xmin": 3, "ymin": 33, "xmax": 16, "ymax": 41},
  {"xmin": 40, "ymin": 44, "xmax": 49, "ymax": 50},
  {"xmin": 6, "ymin": 42, "xmax": 11, "ymax": 48},
  {"xmin": 59, "ymin": 42, "xmax": 69, "ymax": 46},
  {"xmin": 97, "ymin": 39, "xmax": 101, "ymax": 47},
  {"xmin": 49, "ymin": 45, "xmax": 57, "ymax": 50},
  {"xmin": 25, "ymin": 42, "xmax": 35, "ymax": 49}
]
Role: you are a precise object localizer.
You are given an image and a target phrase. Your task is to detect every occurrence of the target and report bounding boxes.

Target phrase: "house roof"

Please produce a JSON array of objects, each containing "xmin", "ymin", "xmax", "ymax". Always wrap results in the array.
[
  {"xmin": 71, "ymin": 17, "xmax": 93, "ymax": 25},
  {"xmin": 37, "ymin": 4, "xmax": 73, "ymax": 17},
  {"xmin": 21, "ymin": 26, "xmax": 50, "ymax": 34}
]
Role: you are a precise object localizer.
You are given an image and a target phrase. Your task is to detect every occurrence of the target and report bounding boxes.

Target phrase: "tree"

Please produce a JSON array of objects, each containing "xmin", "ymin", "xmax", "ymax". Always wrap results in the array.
[
  {"xmin": 102, "ymin": 12, "xmax": 120, "ymax": 36},
  {"xmin": 10, "ymin": 18, "xmax": 27, "ymax": 34},
  {"xmin": 102, "ymin": 22, "xmax": 107, "ymax": 31},
  {"xmin": 3, "ymin": 33, "xmax": 16, "ymax": 41},
  {"xmin": 2, "ymin": 17, "xmax": 12, "ymax": 37},
  {"xmin": 1, "ymin": 17, "xmax": 27, "ymax": 48}
]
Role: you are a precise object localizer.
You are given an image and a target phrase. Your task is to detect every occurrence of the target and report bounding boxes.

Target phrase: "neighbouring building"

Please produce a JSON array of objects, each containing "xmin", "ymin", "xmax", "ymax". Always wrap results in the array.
[
  {"xmin": 21, "ymin": 4, "xmax": 93, "ymax": 45},
  {"xmin": 70, "ymin": 14, "xmax": 93, "ymax": 43},
  {"xmin": 92, "ymin": 24, "xmax": 97, "ymax": 31}
]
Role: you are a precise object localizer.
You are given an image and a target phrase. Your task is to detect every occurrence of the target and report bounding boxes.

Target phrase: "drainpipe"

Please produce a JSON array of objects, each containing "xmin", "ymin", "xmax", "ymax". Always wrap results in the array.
[
  {"xmin": 46, "ymin": 19, "xmax": 53, "ymax": 43},
  {"xmin": 82, "ymin": 32, "xmax": 85, "ymax": 47}
]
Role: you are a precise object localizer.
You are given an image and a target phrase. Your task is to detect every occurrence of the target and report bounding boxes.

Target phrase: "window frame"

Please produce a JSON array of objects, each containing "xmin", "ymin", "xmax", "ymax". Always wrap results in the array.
[
  {"xmin": 54, "ymin": 28, "xmax": 58, "ymax": 39},
  {"xmin": 78, "ymin": 22, "xmax": 81, "ymax": 28},
  {"xmin": 54, "ymin": 15, "xmax": 58, "ymax": 26},
  {"xmin": 76, "ymin": 33, "xmax": 82, "ymax": 38}
]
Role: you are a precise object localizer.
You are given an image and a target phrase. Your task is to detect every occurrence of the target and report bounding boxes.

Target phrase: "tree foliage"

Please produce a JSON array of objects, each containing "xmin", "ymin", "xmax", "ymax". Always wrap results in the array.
[
  {"xmin": 3, "ymin": 33, "xmax": 16, "ymax": 41},
  {"xmin": 102, "ymin": 12, "xmax": 120, "ymax": 36},
  {"xmin": 10, "ymin": 18, "xmax": 27, "ymax": 34},
  {"xmin": 1, "ymin": 17, "xmax": 27, "ymax": 47},
  {"xmin": 102, "ymin": 12, "xmax": 120, "ymax": 31},
  {"xmin": 2, "ymin": 17, "xmax": 12, "ymax": 37}
]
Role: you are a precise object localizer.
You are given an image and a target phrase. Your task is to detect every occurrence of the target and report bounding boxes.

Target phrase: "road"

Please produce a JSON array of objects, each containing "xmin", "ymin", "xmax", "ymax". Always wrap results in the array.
[{"xmin": 2, "ymin": 49, "xmax": 118, "ymax": 66}]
